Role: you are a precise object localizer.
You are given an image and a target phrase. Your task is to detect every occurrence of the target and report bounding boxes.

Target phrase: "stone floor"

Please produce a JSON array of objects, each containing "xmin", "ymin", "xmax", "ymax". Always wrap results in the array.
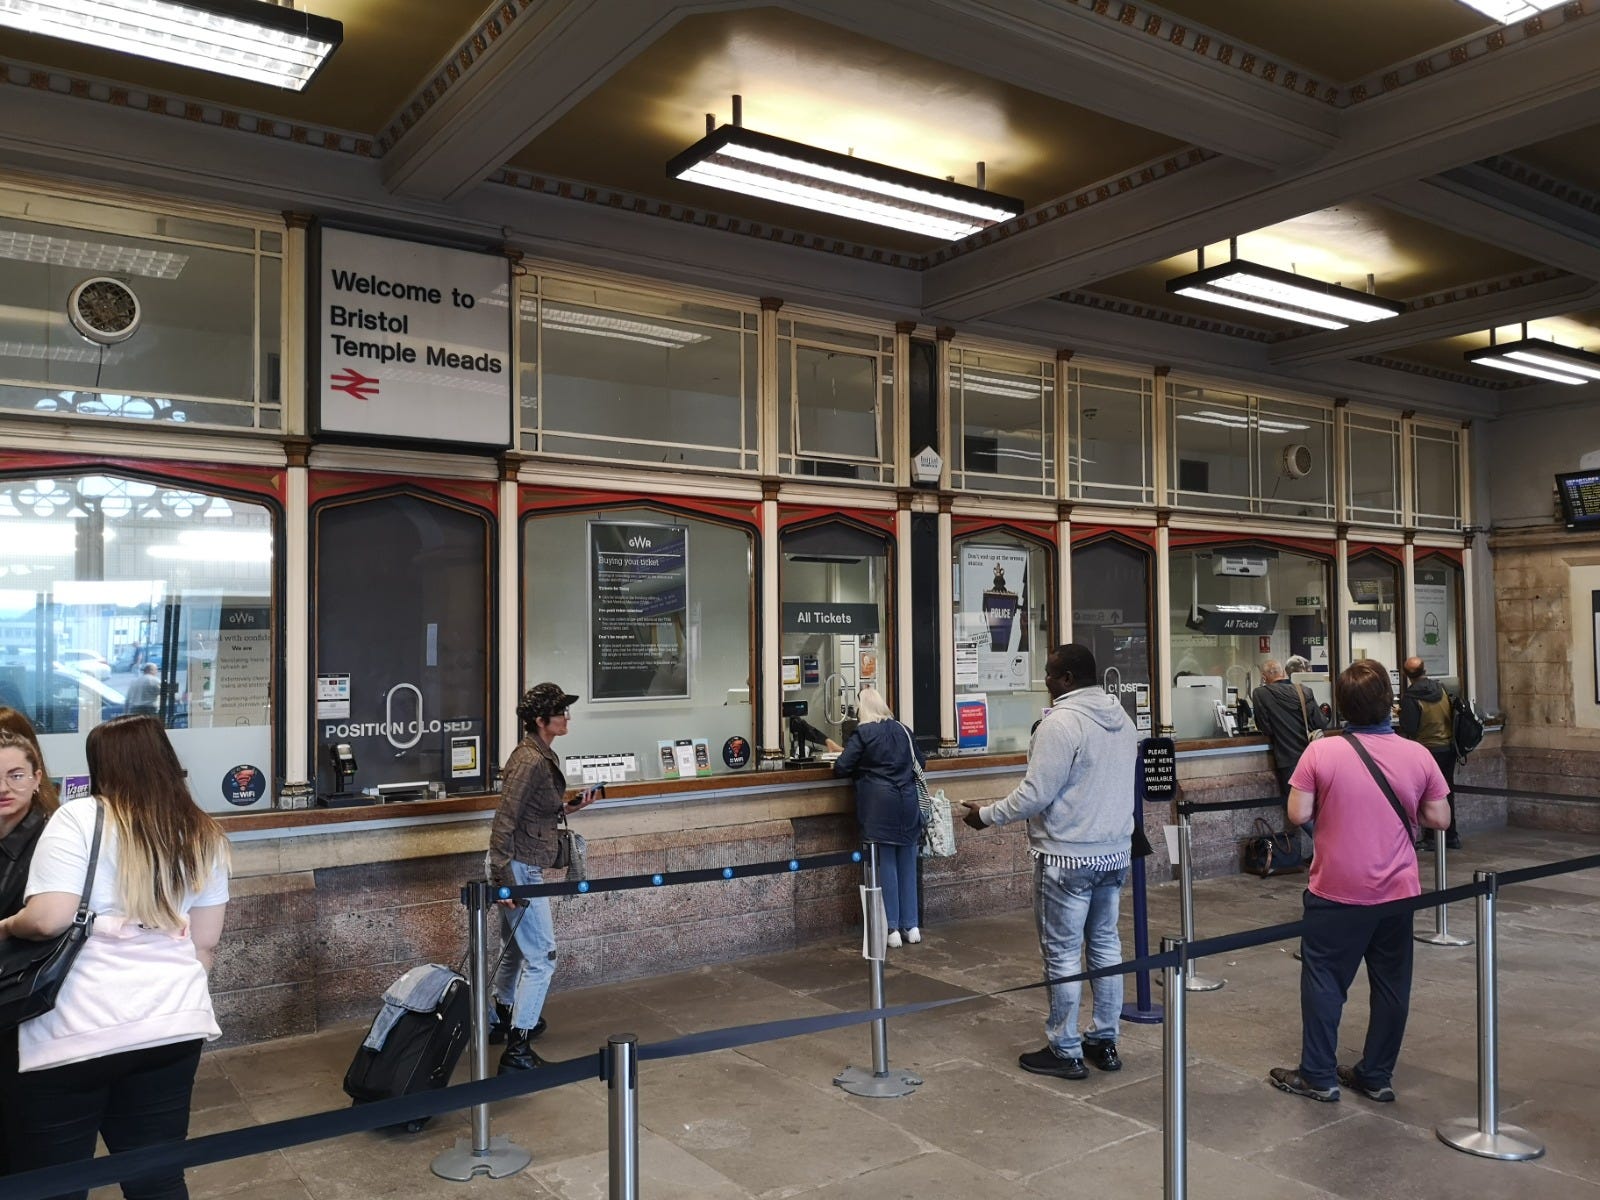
[{"xmin": 94, "ymin": 827, "xmax": 1600, "ymax": 1199}]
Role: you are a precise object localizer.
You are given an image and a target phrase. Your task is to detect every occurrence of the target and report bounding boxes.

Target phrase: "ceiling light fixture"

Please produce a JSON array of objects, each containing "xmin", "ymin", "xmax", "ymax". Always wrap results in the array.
[
  {"xmin": 1450, "ymin": 0, "xmax": 1563, "ymax": 23},
  {"xmin": 0, "ymin": 231, "xmax": 188, "ymax": 279},
  {"xmin": 1167, "ymin": 241, "xmax": 1402, "ymax": 329},
  {"xmin": 0, "ymin": 0, "xmax": 343, "ymax": 92},
  {"xmin": 1465, "ymin": 330, "xmax": 1600, "ymax": 386},
  {"xmin": 668, "ymin": 98, "xmax": 1023, "ymax": 242},
  {"xmin": 540, "ymin": 307, "xmax": 711, "ymax": 350}
]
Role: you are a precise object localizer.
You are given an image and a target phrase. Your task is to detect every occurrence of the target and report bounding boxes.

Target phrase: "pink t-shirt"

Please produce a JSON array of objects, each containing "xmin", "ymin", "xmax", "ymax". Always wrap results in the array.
[{"xmin": 1288, "ymin": 732, "xmax": 1449, "ymax": 905}]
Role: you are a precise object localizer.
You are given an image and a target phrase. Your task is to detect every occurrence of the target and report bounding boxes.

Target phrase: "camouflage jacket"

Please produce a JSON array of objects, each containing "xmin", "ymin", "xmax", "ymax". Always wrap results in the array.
[{"xmin": 487, "ymin": 734, "xmax": 565, "ymax": 882}]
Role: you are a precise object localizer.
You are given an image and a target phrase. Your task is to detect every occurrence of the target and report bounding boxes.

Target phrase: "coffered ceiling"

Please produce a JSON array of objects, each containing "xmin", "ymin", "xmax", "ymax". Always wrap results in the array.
[{"xmin": 3, "ymin": 0, "xmax": 1600, "ymax": 417}]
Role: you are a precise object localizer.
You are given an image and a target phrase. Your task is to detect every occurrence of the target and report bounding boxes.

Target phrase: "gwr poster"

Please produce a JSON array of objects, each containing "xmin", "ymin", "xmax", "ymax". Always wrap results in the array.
[
  {"xmin": 589, "ymin": 523, "xmax": 689, "ymax": 701},
  {"xmin": 957, "ymin": 544, "xmax": 1031, "ymax": 692}
]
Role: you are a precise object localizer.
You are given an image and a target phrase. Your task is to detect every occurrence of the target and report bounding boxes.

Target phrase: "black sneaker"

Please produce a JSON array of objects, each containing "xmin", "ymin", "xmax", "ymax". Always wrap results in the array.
[
  {"xmin": 1336, "ymin": 1066, "xmax": 1396, "ymax": 1102},
  {"xmin": 1446, "ymin": 834, "xmax": 1462, "ymax": 850},
  {"xmin": 1268, "ymin": 1067, "xmax": 1339, "ymax": 1102},
  {"xmin": 1082, "ymin": 1039, "xmax": 1122, "ymax": 1072},
  {"xmin": 1019, "ymin": 1047, "xmax": 1088, "ymax": 1079}
]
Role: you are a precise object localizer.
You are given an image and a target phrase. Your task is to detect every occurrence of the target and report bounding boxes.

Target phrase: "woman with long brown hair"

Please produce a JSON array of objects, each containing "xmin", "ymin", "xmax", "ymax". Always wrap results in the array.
[{"xmin": 0, "ymin": 714, "xmax": 230, "ymax": 1199}]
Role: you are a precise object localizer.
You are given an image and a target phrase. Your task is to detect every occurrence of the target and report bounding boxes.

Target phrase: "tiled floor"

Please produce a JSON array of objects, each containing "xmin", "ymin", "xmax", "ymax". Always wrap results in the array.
[{"xmin": 93, "ymin": 828, "xmax": 1600, "ymax": 1198}]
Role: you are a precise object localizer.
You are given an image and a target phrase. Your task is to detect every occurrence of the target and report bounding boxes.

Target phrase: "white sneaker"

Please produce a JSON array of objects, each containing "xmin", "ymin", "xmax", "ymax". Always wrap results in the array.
[
  {"xmin": 886, "ymin": 930, "xmax": 902, "ymax": 949},
  {"xmin": 906, "ymin": 927, "xmax": 922, "ymax": 944}
]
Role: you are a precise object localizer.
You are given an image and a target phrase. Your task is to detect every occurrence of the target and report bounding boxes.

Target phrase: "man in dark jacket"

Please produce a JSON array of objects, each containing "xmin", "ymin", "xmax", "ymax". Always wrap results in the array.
[
  {"xmin": 1252, "ymin": 659, "xmax": 1328, "ymax": 855},
  {"xmin": 1398, "ymin": 657, "xmax": 1459, "ymax": 849}
]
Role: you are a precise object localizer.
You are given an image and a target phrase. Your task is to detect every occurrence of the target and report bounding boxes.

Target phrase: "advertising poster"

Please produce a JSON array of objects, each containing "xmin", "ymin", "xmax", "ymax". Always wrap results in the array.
[
  {"xmin": 211, "ymin": 603, "xmax": 271, "ymax": 726},
  {"xmin": 1415, "ymin": 567, "xmax": 1454, "ymax": 678},
  {"xmin": 590, "ymin": 523, "xmax": 689, "ymax": 701},
  {"xmin": 957, "ymin": 544, "xmax": 1031, "ymax": 692}
]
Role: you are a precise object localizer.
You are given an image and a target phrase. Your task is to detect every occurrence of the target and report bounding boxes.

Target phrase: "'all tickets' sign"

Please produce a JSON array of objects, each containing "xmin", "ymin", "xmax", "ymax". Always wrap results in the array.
[{"xmin": 315, "ymin": 227, "xmax": 512, "ymax": 448}]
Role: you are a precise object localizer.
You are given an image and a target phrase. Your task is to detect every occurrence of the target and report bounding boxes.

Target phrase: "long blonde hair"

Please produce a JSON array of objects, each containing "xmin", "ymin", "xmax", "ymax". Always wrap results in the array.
[
  {"xmin": 856, "ymin": 687, "xmax": 895, "ymax": 724},
  {"xmin": 85, "ymin": 715, "xmax": 229, "ymax": 930},
  {"xmin": 0, "ymin": 708, "xmax": 58, "ymax": 815}
]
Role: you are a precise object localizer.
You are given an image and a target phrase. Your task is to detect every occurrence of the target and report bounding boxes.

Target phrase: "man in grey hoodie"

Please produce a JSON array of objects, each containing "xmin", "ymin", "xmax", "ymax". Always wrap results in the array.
[{"xmin": 963, "ymin": 643, "xmax": 1138, "ymax": 1080}]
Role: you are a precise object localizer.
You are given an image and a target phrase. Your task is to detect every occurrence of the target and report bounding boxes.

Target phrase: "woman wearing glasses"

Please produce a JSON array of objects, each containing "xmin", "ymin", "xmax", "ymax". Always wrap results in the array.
[
  {"xmin": 0, "ymin": 714, "xmax": 230, "ymax": 1199},
  {"xmin": 487, "ymin": 682, "xmax": 600, "ymax": 1074},
  {"xmin": 0, "ymin": 716, "xmax": 58, "ymax": 1178}
]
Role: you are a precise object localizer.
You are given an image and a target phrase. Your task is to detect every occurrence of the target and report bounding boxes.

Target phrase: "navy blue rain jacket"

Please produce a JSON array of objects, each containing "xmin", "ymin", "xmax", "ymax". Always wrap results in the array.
[{"xmin": 833, "ymin": 720, "xmax": 926, "ymax": 846}]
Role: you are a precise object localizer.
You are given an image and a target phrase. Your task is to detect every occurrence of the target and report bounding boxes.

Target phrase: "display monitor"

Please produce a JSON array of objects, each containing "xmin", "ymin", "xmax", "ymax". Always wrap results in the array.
[{"xmin": 1556, "ymin": 470, "xmax": 1600, "ymax": 531}]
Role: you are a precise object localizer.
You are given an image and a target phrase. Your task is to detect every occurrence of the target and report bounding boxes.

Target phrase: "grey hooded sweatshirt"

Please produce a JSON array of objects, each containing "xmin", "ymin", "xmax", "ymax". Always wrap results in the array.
[{"xmin": 979, "ymin": 686, "xmax": 1137, "ymax": 859}]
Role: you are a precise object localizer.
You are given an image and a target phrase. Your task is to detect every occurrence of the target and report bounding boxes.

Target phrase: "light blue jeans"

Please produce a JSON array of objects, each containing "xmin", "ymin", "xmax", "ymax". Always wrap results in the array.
[
  {"xmin": 491, "ymin": 861, "xmax": 557, "ymax": 1030},
  {"xmin": 1034, "ymin": 860, "xmax": 1128, "ymax": 1057},
  {"xmin": 869, "ymin": 841, "xmax": 919, "ymax": 931}
]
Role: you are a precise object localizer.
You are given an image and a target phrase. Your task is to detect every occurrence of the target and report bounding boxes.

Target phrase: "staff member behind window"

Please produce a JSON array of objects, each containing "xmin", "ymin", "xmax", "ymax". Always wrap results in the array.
[
  {"xmin": 0, "ymin": 714, "xmax": 230, "ymax": 1199},
  {"xmin": 487, "ymin": 683, "xmax": 600, "ymax": 1074},
  {"xmin": 0, "ymin": 720, "xmax": 58, "ymax": 1179},
  {"xmin": 833, "ymin": 687, "xmax": 924, "ymax": 948}
]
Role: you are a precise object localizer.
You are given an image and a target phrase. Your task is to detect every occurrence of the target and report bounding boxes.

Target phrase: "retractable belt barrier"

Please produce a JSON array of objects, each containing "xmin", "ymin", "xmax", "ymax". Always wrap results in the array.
[
  {"xmin": 1175, "ymin": 794, "xmax": 1286, "ymax": 816},
  {"xmin": 7, "ymin": 844, "xmax": 1600, "ymax": 1200}
]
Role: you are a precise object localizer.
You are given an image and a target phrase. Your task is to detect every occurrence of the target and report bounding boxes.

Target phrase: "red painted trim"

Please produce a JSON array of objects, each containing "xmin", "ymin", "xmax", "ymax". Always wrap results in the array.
[
  {"xmin": 1166, "ymin": 530, "xmax": 1334, "ymax": 557},
  {"xmin": 307, "ymin": 471, "xmax": 496, "ymax": 510},
  {"xmin": 950, "ymin": 516, "xmax": 1058, "ymax": 544},
  {"xmin": 1348, "ymin": 543, "xmax": 1404, "ymax": 563},
  {"xmin": 518, "ymin": 486, "xmax": 760, "ymax": 526},
  {"xmin": 1070, "ymin": 524, "xmax": 1155, "ymax": 548},
  {"xmin": 777, "ymin": 505, "xmax": 896, "ymax": 534},
  {"xmin": 0, "ymin": 452, "xmax": 284, "ymax": 502},
  {"xmin": 1414, "ymin": 547, "xmax": 1464, "ymax": 567}
]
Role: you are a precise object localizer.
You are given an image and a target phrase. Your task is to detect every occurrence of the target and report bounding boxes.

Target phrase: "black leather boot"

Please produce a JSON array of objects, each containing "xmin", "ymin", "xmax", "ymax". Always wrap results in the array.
[
  {"xmin": 497, "ymin": 1027, "xmax": 544, "ymax": 1074},
  {"xmin": 488, "ymin": 1001, "xmax": 513, "ymax": 1045}
]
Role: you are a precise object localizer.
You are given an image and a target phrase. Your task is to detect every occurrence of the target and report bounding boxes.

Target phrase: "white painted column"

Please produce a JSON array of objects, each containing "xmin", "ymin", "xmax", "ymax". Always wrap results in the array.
[
  {"xmin": 1402, "ymin": 536, "xmax": 1418, "ymax": 659},
  {"xmin": 282, "ymin": 444, "xmax": 310, "ymax": 783},
  {"xmin": 1055, "ymin": 349, "xmax": 1073, "ymax": 645},
  {"xmin": 1058, "ymin": 510, "xmax": 1073, "ymax": 647},
  {"xmin": 937, "ymin": 502, "xmax": 955, "ymax": 749},
  {"xmin": 1334, "ymin": 530, "xmax": 1351, "ymax": 676},
  {"xmin": 761, "ymin": 493, "xmax": 781, "ymax": 760},
  {"xmin": 1461, "ymin": 540, "xmax": 1478, "ymax": 702},
  {"xmin": 281, "ymin": 214, "xmax": 309, "ymax": 437},
  {"xmin": 1155, "ymin": 520, "xmax": 1174, "ymax": 735},
  {"xmin": 498, "ymin": 460, "xmax": 522, "ymax": 764}
]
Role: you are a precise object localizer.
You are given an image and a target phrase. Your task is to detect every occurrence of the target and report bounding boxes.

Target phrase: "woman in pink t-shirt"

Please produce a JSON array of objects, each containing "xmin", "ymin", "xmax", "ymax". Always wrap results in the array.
[{"xmin": 1269, "ymin": 660, "xmax": 1450, "ymax": 1105}]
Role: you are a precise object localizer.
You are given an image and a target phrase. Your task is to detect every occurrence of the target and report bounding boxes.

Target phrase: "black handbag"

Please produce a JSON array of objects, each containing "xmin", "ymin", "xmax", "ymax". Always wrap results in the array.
[
  {"xmin": 0, "ymin": 801, "xmax": 103, "ymax": 1031},
  {"xmin": 1244, "ymin": 816, "xmax": 1305, "ymax": 878}
]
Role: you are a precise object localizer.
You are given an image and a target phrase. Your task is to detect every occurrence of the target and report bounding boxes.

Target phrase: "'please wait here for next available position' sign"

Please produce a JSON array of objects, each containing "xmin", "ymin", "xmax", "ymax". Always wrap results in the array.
[{"xmin": 314, "ymin": 226, "xmax": 512, "ymax": 448}]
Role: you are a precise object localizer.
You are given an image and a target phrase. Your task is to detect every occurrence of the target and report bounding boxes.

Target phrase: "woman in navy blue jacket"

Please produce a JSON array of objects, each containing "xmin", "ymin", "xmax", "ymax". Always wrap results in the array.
[{"xmin": 833, "ymin": 688, "xmax": 925, "ymax": 947}]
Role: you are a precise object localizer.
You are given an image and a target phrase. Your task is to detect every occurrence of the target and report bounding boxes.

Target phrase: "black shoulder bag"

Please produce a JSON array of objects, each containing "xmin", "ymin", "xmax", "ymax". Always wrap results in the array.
[
  {"xmin": 1340, "ymin": 732, "xmax": 1414, "ymax": 842},
  {"xmin": 0, "ymin": 801, "xmax": 104, "ymax": 1030}
]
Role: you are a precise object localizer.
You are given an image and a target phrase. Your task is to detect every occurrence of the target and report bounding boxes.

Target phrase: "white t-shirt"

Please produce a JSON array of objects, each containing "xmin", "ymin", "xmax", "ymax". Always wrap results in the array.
[
  {"xmin": 19, "ymin": 797, "xmax": 230, "ymax": 1071},
  {"xmin": 26, "ymin": 796, "xmax": 230, "ymax": 914}
]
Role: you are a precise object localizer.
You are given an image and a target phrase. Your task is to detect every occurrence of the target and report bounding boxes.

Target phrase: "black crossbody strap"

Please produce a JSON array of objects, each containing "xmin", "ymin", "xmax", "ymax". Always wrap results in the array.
[
  {"xmin": 1340, "ymin": 733, "xmax": 1414, "ymax": 840},
  {"xmin": 74, "ymin": 801, "xmax": 105, "ymax": 928}
]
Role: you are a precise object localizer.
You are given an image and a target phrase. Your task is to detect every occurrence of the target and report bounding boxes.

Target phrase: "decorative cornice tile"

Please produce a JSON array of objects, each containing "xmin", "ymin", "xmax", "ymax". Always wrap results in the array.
[
  {"xmin": 1058, "ymin": 289, "xmax": 1275, "ymax": 342},
  {"xmin": 1, "ymin": 58, "xmax": 375, "ymax": 156},
  {"xmin": 1477, "ymin": 153, "xmax": 1600, "ymax": 215},
  {"xmin": 1401, "ymin": 267, "xmax": 1571, "ymax": 312},
  {"xmin": 1354, "ymin": 354, "xmax": 1519, "ymax": 389}
]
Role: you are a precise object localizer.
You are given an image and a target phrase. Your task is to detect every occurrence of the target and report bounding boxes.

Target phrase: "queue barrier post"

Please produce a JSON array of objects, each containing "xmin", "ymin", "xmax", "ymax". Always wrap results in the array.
[
  {"xmin": 1123, "ymin": 750, "xmax": 1163, "ymax": 1025},
  {"xmin": 605, "ymin": 1035, "xmax": 640, "ymax": 1200},
  {"xmin": 1175, "ymin": 818, "xmax": 1224, "ymax": 992},
  {"xmin": 431, "ymin": 881, "xmax": 533, "ymax": 1182},
  {"xmin": 1162, "ymin": 935, "xmax": 1187, "ymax": 1200},
  {"xmin": 833, "ymin": 843, "xmax": 922, "ymax": 1098},
  {"xmin": 1416, "ymin": 836, "xmax": 1472, "ymax": 947},
  {"xmin": 1436, "ymin": 871, "xmax": 1544, "ymax": 1161}
]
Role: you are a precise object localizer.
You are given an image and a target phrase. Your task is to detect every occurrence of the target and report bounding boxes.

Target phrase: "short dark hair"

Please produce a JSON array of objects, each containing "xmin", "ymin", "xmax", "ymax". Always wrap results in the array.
[
  {"xmin": 1048, "ymin": 643, "xmax": 1097, "ymax": 686},
  {"xmin": 1336, "ymin": 659, "xmax": 1392, "ymax": 725}
]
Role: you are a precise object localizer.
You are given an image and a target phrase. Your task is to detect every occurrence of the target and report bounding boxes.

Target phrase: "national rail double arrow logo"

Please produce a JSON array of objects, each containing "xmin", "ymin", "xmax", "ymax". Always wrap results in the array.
[{"xmin": 329, "ymin": 367, "xmax": 380, "ymax": 400}]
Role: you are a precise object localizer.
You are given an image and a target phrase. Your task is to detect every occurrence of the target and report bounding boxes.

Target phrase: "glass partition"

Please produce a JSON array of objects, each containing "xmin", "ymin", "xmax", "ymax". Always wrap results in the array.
[
  {"xmin": 0, "ymin": 470, "xmax": 276, "ymax": 811},
  {"xmin": 523, "ymin": 503, "xmax": 755, "ymax": 782},
  {"xmin": 1347, "ymin": 550, "xmax": 1402, "ymax": 685},
  {"xmin": 778, "ymin": 321, "xmax": 895, "ymax": 484},
  {"xmin": 1169, "ymin": 384, "xmax": 1333, "ymax": 518},
  {"xmin": 1413, "ymin": 424, "xmax": 1463, "ymax": 532},
  {"xmin": 1069, "ymin": 366, "xmax": 1153, "ymax": 505},
  {"xmin": 1413, "ymin": 555, "xmax": 1464, "ymax": 692},
  {"xmin": 1346, "ymin": 413, "xmax": 1401, "ymax": 526},
  {"xmin": 949, "ymin": 349, "xmax": 1054, "ymax": 497},
  {"xmin": 313, "ymin": 491, "xmax": 490, "ymax": 799},
  {"xmin": 952, "ymin": 530, "xmax": 1053, "ymax": 751},
  {"xmin": 1168, "ymin": 543, "xmax": 1332, "ymax": 739},
  {"xmin": 1071, "ymin": 536, "xmax": 1153, "ymax": 732}
]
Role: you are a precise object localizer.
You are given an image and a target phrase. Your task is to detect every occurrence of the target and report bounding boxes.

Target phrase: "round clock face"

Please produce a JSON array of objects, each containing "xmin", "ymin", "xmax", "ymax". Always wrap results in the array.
[{"xmin": 68, "ymin": 277, "xmax": 141, "ymax": 345}]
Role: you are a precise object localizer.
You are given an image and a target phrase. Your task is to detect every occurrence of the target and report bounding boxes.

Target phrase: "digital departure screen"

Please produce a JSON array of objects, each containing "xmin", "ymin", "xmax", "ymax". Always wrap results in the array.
[{"xmin": 1556, "ymin": 471, "xmax": 1600, "ymax": 530}]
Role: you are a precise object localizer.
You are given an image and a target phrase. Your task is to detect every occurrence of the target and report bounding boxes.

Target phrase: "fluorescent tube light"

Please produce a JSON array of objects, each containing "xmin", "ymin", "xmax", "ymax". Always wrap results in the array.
[
  {"xmin": 1465, "ymin": 337, "xmax": 1600, "ymax": 385},
  {"xmin": 0, "ymin": 232, "xmax": 188, "ymax": 279},
  {"xmin": 147, "ymin": 528, "xmax": 271, "ymax": 562},
  {"xmin": 1172, "ymin": 285, "xmax": 1348, "ymax": 330},
  {"xmin": 958, "ymin": 372, "xmax": 1042, "ymax": 399},
  {"xmin": 1170, "ymin": 260, "xmax": 1401, "ymax": 327},
  {"xmin": 0, "ymin": 0, "xmax": 343, "ymax": 92},
  {"xmin": 541, "ymin": 307, "xmax": 711, "ymax": 350},
  {"xmin": 1451, "ymin": 0, "xmax": 1563, "ymax": 22},
  {"xmin": 668, "ymin": 125, "xmax": 1024, "ymax": 241}
]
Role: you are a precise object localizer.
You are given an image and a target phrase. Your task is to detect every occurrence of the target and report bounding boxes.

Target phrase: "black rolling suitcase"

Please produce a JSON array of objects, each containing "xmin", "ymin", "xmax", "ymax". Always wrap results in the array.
[{"xmin": 343, "ymin": 964, "xmax": 472, "ymax": 1132}]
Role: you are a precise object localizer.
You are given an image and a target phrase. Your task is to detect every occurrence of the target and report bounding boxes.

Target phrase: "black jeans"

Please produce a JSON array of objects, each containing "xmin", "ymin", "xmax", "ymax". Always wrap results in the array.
[
  {"xmin": 1427, "ymin": 747, "xmax": 1458, "ymax": 836},
  {"xmin": 1298, "ymin": 892, "xmax": 1414, "ymax": 1090},
  {"xmin": 5, "ymin": 1038, "xmax": 203, "ymax": 1200}
]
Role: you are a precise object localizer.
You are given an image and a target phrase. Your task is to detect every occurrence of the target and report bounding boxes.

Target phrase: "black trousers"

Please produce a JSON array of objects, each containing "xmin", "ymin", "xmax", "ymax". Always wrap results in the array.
[
  {"xmin": 1427, "ymin": 747, "xmax": 1458, "ymax": 836},
  {"xmin": 5, "ymin": 1038, "xmax": 203, "ymax": 1200},
  {"xmin": 1298, "ymin": 891, "xmax": 1414, "ymax": 1090}
]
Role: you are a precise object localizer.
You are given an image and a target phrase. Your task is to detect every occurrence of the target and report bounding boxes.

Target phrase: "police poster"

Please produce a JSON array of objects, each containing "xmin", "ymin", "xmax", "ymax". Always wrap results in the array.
[
  {"xmin": 589, "ymin": 523, "xmax": 689, "ymax": 701},
  {"xmin": 957, "ymin": 544, "xmax": 1031, "ymax": 692}
]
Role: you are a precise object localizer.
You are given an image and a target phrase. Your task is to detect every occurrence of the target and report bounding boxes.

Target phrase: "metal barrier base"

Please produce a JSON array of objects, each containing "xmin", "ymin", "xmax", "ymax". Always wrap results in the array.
[
  {"xmin": 431, "ymin": 1135, "xmax": 533, "ymax": 1180},
  {"xmin": 1157, "ymin": 972, "xmax": 1225, "ymax": 993},
  {"xmin": 834, "ymin": 1065, "xmax": 922, "ymax": 1098},
  {"xmin": 1436, "ymin": 1119, "xmax": 1545, "ymax": 1161},
  {"xmin": 1416, "ymin": 929, "xmax": 1474, "ymax": 948},
  {"xmin": 1121, "ymin": 1000, "xmax": 1164, "ymax": 1024}
]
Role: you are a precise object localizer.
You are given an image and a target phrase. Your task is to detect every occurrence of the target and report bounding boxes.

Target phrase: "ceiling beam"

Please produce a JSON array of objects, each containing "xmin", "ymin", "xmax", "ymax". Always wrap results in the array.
[
  {"xmin": 922, "ymin": 17, "xmax": 1600, "ymax": 321},
  {"xmin": 1268, "ymin": 274, "xmax": 1600, "ymax": 368},
  {"xmin": 381, "ymin": 0, "xmax": 1339, "ymax": 205}
]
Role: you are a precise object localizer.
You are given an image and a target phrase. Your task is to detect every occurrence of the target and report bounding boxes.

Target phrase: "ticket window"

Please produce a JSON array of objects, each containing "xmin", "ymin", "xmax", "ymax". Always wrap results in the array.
[
  {"xmin": 1071, "ymin": 537, "xmax": 1154, "ymax": 734},
  {"xmin": 779, "ymin": 522, "xmax": 892, "ymax": 762},
  {"xmin": 1347, "ymin": 552, "xmax": 1403, "ymax": 687},
  {"xmin": 1414, "ymin": 555, "xmax": 1465, "ymax": 694},
  {"xmin": 952, "ymin": 533, "xmax": 1053, "ymax": 752}
]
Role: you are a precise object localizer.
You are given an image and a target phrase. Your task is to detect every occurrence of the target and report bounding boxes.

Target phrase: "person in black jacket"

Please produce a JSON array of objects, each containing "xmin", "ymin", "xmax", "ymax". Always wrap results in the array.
[
  {"xmin": 1252, "ymin": 658, "xmax": 1328, "ymax": 857},
  {"xmin": 834, "ymin": 688, "xmax": 925, "ymax": 948},
  {"xmin": 1398, "ymin": 657, "xmax": 1460, "ymax": 849}
]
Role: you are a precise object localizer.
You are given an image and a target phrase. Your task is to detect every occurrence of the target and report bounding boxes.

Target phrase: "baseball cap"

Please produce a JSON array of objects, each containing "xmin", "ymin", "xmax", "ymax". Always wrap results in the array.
[{"xmin": 517, "ymin": 682, "xmax": 579, "ymax": 723}]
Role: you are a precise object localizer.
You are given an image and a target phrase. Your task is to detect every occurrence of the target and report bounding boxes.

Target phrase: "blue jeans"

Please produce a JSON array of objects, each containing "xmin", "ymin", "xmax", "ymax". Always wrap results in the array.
[
  {"xmin": 1034, "ymin": 860, "xmax": 1127, "ymax": 1057},
  {"xmin": 870, "ymin": 841, "xmax": 919, "ymax": 930},
  {"xmin": 492, "ymin": 861, "xmax": 557, "ymax": 1030}
]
